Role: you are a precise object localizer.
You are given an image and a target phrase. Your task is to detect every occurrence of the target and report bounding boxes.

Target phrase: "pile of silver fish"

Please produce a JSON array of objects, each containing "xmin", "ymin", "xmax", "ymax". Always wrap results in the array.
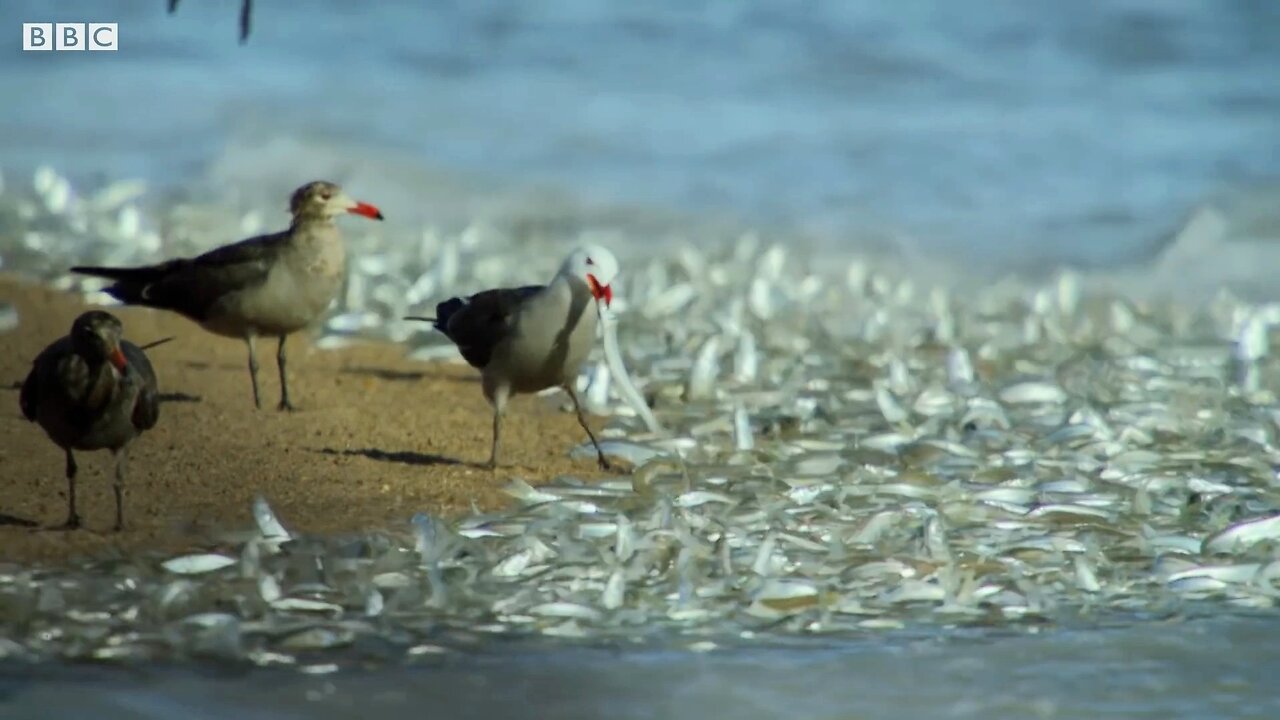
[{"xmin": 2, "ymin": 168, "xmax": 1280, "ymax": 668}]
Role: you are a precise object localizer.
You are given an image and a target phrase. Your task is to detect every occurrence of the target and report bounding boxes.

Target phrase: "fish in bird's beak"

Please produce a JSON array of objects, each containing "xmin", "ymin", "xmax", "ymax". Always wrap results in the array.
[
  {"xmin": 347, "ymin": 199, "xmax": 384, "ymax": 221},
  {"xmin": 587, "ymin": 274, "xmax": 612, "ymax": 308},
  {"xmin": 108, "ymin": 345, "xmax": 128, "ymax": 372}
]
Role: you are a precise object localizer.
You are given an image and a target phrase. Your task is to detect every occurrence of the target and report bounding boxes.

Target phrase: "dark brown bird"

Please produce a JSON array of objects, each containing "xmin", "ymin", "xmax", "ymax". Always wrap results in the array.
[
  {"xmin": 19, "ymin": 311, "xmax": 161, "ymax": 531},
  {"xmin": 70, "ymin": 181, "xmax": 384, "ymax": 411}
]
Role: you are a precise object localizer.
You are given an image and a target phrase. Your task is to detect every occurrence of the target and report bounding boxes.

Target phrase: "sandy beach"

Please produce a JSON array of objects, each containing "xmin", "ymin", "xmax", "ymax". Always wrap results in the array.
[{"xmin": 0, "ymin": 274, "xmax": 610, "ymax": 565}]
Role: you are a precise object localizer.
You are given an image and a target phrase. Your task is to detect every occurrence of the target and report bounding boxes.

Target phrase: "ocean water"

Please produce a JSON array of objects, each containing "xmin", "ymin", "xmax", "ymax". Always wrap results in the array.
[
  {"xmin": 5, "ymin": 2, "xmax": 1280, "ymax": 718},
  {"xmin": 4, "ymin": 615, "xmax": 1280, "ymax": 720},
  {"xmin": 2, "ymin": 0, "xmax": 1278, "ymax": 270}
]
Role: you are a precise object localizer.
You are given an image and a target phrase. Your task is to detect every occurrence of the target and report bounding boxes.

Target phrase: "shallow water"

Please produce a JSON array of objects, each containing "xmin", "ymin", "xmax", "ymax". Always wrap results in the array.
[
  {"xmin": 4, "ymin": 614, "xmax": 1279, "ymax": 720},
  {"xmin": 2, "ymin": 0, "xmax": 1279, "ymax": 267}
]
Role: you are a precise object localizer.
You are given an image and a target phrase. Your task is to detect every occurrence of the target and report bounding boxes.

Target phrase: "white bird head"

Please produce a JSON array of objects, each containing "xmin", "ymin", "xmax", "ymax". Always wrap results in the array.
[{"xmin": 560, "ymin": 244, "xmax": 619, "ymax": 308}]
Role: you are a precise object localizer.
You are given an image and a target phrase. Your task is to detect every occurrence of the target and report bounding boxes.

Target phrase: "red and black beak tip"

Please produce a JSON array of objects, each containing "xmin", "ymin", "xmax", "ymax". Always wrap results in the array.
[{"xmin": 350, "ymin": 201, "xmax": 385, "ymax": 221}]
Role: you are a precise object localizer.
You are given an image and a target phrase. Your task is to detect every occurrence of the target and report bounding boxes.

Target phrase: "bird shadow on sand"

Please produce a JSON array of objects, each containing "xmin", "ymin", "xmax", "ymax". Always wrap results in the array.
[
  {"xmin": 0, "ymin": 512, "xmax": 38, "ymax": 528},
  {"xmin": 183, "ymin": 361, "xmax": 244, "ymax": 372},
  {"xmin": 316, "ymin": 447, "xmax": 477, "ymax": 468},
  {"xmin": 338, "ymin": 366, "xmax": 478, "ymax": 384}
]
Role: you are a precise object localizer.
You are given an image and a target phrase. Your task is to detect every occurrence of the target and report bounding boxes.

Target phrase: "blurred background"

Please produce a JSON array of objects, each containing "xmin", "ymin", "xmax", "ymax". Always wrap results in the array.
[{"xmin": 2, "ymin": 0, "xmax": 1279, "ymax": 271}]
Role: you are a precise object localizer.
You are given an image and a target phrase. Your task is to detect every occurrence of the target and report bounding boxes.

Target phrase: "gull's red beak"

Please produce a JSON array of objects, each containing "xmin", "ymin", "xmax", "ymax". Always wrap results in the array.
[
  {"xmin": 108, "ymin": 346, "xmax": 128, "ymax": 372},
  {"xmin": 587, "ymin": 274, "xmax": 612, "ymax": 308},
  {"xmin": 348, "ymin": 201, "xmax": 384, "ymax": 221}
]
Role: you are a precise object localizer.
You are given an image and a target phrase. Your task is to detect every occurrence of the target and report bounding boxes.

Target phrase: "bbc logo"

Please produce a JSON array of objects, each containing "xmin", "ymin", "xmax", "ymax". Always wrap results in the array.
[{"xmin": 22, "ymin": 23, "xmax": 118, "ymax": 51}]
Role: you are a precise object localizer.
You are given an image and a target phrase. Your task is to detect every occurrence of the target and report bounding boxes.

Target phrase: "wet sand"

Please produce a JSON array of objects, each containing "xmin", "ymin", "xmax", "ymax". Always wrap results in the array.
[{"xmin": 0, "ymin": 274, "xmax": 610, "ymax": 565}]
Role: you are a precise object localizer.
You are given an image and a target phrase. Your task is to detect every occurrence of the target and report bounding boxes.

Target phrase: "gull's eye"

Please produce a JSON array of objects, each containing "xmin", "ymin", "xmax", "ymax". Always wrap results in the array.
[
  {"xmin": 585, "ymin": 257, "xmax": 595, "ymax": 266},
  {"xmin": 319, "ymin": 191, "xmax": 333, "ymax": 201}
]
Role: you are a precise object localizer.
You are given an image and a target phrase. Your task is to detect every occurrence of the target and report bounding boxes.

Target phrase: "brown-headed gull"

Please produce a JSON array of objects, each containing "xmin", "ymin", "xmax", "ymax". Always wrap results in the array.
[{"xmin": 71, "ymin": 181, "xmax": 384, "ymax": 411}]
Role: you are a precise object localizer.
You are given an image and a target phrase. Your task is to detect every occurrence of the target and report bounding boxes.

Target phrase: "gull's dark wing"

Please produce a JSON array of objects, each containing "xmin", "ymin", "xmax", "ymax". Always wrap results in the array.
[
  {"xmin": 434, "ymin": 285, "xmax": 545, "ymax": 369},
  {"xmin": 71, "ymin": 230, "xmax": 289, "ymax": 323},
  {"xmin": 18, "ymin": 360, "xmax": 39, "ymax": 422},
  {"xmin": 122, "ymin": 342, "xmax": 161, "ymax": 431}
]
